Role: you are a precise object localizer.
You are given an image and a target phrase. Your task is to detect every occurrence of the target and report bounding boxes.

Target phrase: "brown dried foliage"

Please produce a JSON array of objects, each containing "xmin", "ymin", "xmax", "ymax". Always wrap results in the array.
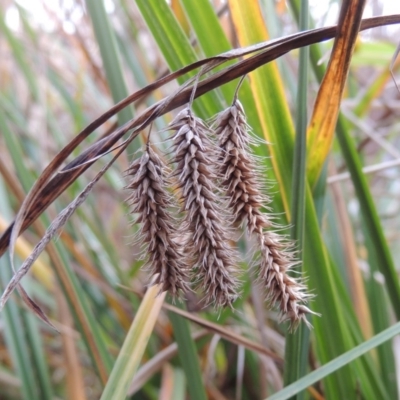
[
  {"xmin": 215, "ymin": 100, "xmax": 313, "ymax": 327},
  {"xmin": 169, "ymin": 107, "xmax": 240, "ymax": 308},
  {"xmin": 125, "ymin": 145, "xmax": 190, "ymax": 297}
]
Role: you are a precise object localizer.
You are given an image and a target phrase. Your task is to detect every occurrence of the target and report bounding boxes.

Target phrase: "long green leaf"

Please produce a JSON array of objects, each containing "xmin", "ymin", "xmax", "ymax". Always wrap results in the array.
[
  {"xmin": 284, "ymin": 0, "xmax": 310, "ymax": 397},
  {"xmin": 85, "ymin": 0, "xmax": 134, "ymax": 127},
  {"xmin": 287, "ymin": 2, "xmax": 396, "ymax": 397},
  {"xmin": 0, "ymin": 256, "xmax": 39, "ymax": 400},
  {"xmin": 135, "ymin": 0, "xmax": 222, "ymax": 118},
  {"xmin": 0, "ymin": 9, "xmax": 39, "ymax": 101},
  {"xmin": 0, "ymin": 180, "xmax": 46, "ymax": 400},
  {"xmin": 364, "ymin": 224, "xmax": 397, "ymax": 398},
  {"xmin": 168, "ymin": 300, "xmax": 207, "ymax": 400},
  {"xmin": 179, "ymin": 0, "xmax": 264, "ymax": 154},
  {"xmin": 269, "ymin": 320, "xmax": 400, "ymax": 400}
]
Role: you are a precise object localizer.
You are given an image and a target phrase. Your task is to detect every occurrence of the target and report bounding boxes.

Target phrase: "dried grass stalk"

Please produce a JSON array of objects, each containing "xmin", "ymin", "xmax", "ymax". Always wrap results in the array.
[
  {"xmin": 125, "ymin": 145, "xmax": 190, "ymax": 297},
  {"xmin": 169, "ymin": 107, "xmax": 240, "ymax": 308},
  {"xmin": 215, "ymin": 100, "xmax": 313, "ymax": 327}
]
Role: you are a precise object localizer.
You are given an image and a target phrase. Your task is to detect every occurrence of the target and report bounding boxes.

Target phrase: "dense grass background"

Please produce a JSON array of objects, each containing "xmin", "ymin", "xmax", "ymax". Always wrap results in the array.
[{"xmin": 0, "ymin": 1, "xmax": 400, "ymax": 399}]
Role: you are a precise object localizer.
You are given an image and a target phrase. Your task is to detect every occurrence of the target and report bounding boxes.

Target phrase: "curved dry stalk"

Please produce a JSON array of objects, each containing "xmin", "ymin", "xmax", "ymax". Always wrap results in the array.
[
  {"xmin": 0, "ymin": 15, "xmax": 398, "ymax": 259},
  {"xmin": 0, "ymin": 142, "xmax": 126, "ymax": 315},
  {"xmin": 162, "ymin": 302, "xmax": 282, "ymax": 361},
  {"xmin": 169, "ymin": 107, "xmax": 240, "ymax": 307},
  {"xmin": 125, "ymin": 146, "xmax": 190, "ymax": 297}
]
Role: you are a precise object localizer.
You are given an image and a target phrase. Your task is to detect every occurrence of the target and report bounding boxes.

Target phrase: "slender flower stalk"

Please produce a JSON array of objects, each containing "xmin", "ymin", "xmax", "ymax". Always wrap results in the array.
[
  {"xmin": 169, "ymin": 107, "xmax": 240, "ymax": 308},
  {"xmin": 215, "ymin": 100, "xmax": 313, "ymax": 327},
  {"xmin": 125, "ymin": 145, "xmax": 190, "ymax": 297}
]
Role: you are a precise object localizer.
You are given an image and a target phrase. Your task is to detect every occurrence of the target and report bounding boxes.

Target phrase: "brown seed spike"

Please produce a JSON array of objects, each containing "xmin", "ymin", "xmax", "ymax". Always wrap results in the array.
[
  {"xmin": 169, "ymin": 107, "xmax": 240, "ymax": 308},
  {"xmin": 215, "ymin": 100, "xmax": 314, "ymax": 328},
  {"xmin": 125, "ymin": 146, "xmax": 190, "ymax": 297}
]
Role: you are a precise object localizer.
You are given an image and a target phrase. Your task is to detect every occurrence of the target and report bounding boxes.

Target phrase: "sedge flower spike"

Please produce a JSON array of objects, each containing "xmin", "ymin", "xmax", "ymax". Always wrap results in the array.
[
  {"xmin": 169, "ymin": 107, "xmax": 240, "ymax": 308},
  {"xmin": 125, "ymin": 145, "xmax": 190, "ymax": 297},
  {"xmin": 215, "ymin": 100, "xmax": 314, "ymax": 328}
]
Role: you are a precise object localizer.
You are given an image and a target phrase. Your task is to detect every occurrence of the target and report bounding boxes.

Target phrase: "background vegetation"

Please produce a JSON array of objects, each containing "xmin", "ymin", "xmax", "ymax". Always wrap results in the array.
[{"xmin": 0, "ymin": 0, "xmax": 400, "ymax": 399}]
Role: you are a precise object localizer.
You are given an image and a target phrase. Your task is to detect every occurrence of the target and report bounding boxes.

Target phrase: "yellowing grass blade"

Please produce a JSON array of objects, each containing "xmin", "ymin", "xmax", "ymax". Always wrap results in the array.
[
  {"xmin": 306, "ymin": 0, "xmax": 367, "ymax": 187},
  {"xmin": 100, "ymin": 285, "xmax": 166, "ymax": 400},
  {"xmin": 171, "ymin": 0, "xmax": 190, "ymax": 35}
]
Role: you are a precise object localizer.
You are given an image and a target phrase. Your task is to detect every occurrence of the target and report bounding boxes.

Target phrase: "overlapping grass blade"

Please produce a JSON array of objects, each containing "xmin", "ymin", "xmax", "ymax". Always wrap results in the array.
[
  {"xmin": 136, "ymin": 0, "xmax": 222, "ymax": 118},
  {"xmin": 284, "ymin": 1, "xmax": 310, "ymax": 396},
  {"xmin": 269, "ymin": 320, "xmax": 400, "ymax": 400},
  {"xmin": 288, "ymin": 1, "xmax": 398, "ymax": 397},
  {"xmin": 179, "ymin": 0, "xmax": 265, "ymax": 160},
  {"xmin": 0, "ymin": 9, "xmax": 39, "ymax": 101},
  {"xmin": 228, "ymin": 2, "xmax": 368, "ymax": 396},
  {"xmin": 100, "ymin": 286, "xmax": 166, "ymax": 400},
  {"xmin": 167, "ymin": 301, "xmax": 207, "ymax": 400},
  {"xmin": 0, "ymin": 109, "xmax": 113, "ymax": 383},
  {"xmin": 0, "ymin": 260, "xmax": 40, "ymax": 400},
  {"xmin": 85, "ymin": 0, "xmax": 134, "ymax": 126}
]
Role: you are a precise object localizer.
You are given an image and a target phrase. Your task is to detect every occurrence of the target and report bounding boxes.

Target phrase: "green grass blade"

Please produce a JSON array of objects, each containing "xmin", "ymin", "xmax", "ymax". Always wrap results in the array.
[
  {"xmin": 363, "ymin": 224, "xmax": 397, "ymax": 397},
  {"xmin": 23, "ymin": 312, "xmax": 54, "ymax": 400},
  {"xmin": 179, "ymin": 0, "xmax": 264, "ymax": 147},
  {"xmin": 171, "ymin": 368, "xmax": 186, "ymax": 400},
  {"xmin": 0, "ymin": 181, "xmax": 42, "ymax": 400},
  {"xmin": 135, "ymin": 0, "xmax": 222, "ymax": 118},
  {"xmin": 100, "ymin": 287, "xmax": 165, "ymax": 400},
  {"xmin": 0, "ymin": 259, "xmax": 40, "ymax": 400},
  {"xmin": 287, "ymin": 3, "xmax": 395, "ymax": 397},
  {"xmin": 304, "ymin": 191, "xmax": 354, "ymax": 398},
  {"xmin": 284, "ymin": 1, "xmax": 310, "ymax": 396},
  {"xmin": 180, "ymin": 0, "xmax": 236, "ymax": 100},
  {"xmin": 269, "ymin": 320, "xmax": 400, "ymax": 400},
  {"xmin": 167, "ymin": 300, "xmax": 207, "ymax": 400},
  {"xmin": 0, "ymin": 9, "xmax": 39, "ymax": 101},
  {"xmin": 85, "ymin": 0, "xmax": 134, "ymax": 127},
  {"xmin": 47, "ymin": 68, "xmax": 87, "ymax": 130},
  {"xmin": 288, "ymin": 0, "xmax": 327, "ymax": 82}
]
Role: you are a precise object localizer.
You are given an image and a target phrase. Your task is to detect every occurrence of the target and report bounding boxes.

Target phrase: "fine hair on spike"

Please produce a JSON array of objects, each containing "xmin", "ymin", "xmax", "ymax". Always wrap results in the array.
[
  {"xmin": 214, "ymin": 97, "xmax": 315, "ymax": 328},
  {"xmin": 125, "ymin": 145, "xmax": 190, "ymax": 297},
  {"xmin": 168, "ymin": 105, "xmax": 241, "ymax": 308}
]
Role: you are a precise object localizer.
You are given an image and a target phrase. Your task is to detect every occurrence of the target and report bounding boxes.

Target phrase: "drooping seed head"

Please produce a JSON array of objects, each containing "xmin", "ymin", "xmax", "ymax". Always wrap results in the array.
[
  {"xmin": 169, "ymin": 107, "xmax": 241, "ymax": 308},
  {"xmin": 214, "ymin": 100, "xmax": 314, "ymax": 328},
  {"xmin": 125, "ymin": 146, "xmax": 190, "ymax": 297}
]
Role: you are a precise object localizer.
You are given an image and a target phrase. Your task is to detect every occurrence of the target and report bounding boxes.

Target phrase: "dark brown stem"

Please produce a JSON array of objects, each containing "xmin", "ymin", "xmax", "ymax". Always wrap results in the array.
[{"xmin": 0, "ymin": 15, "xmax": 399, "ymax": 256}]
